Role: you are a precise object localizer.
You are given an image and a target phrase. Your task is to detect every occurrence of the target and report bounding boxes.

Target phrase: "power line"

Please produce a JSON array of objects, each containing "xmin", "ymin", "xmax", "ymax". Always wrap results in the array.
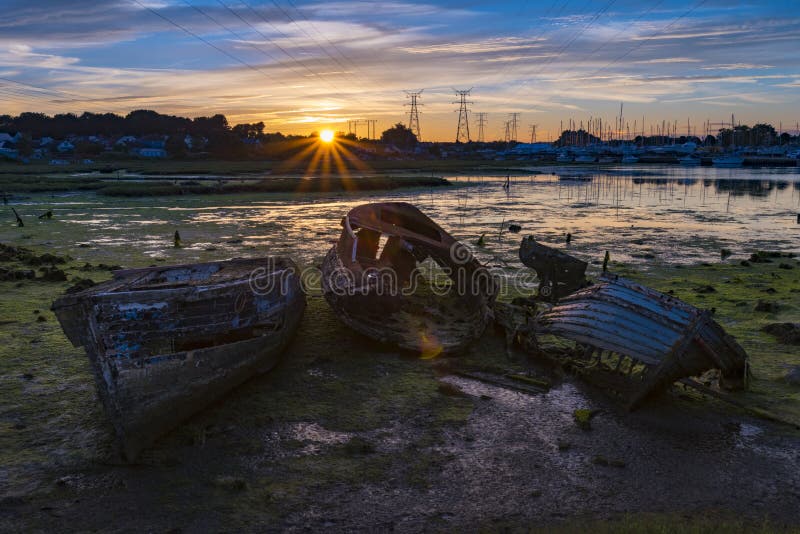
[
  {"xmin": 283, "ymin": 0, "xmax": 366, "ymax": 78},
  {"xmin": 585, "ymin": 0, "xmax": 709, "ymax": 79},
  {"xmin": 0, "ymin": 76, "xmax": 86, "ymax": 102},
  {"xmin": 221, "ymin": 0, "xmax": 355, "ymax": 95},
  {"xmin": 260, "ymin": 0, "xmax": 357, "ymax": 81},
  {"xmin": 509, "ymin": 0, "xmax": 617, "ymax": 97},
  {"xmin": 188, "ymin": 0, "xmax": 344, "ymax": 94},
  {"xmin": 132, "ymin": 0, "xmax": 281, "ymax": 84},
  {"xmin": 473, "ymin": 0, "xmax": 563, "ymax": 85}
]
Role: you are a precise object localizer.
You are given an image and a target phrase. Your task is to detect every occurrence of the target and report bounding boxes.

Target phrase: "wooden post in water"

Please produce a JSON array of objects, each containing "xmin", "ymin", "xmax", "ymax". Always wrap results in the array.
[{"xmin": 11, "ymin": 207, "xmax": 23, "ymax": 227}]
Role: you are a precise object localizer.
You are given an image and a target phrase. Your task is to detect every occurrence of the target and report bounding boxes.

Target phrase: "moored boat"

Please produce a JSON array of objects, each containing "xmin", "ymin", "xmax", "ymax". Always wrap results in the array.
[
  {"xmin": 679, "ymin": 154, "xmax": 701, "ymax": 166},
  {"xmin": 574, "ymin": 153, "xmax": 596, "ymax": 163},
  {"xmin": 713, "ymin": 154, "xmax": 744, "ymax": 168},
  {"xmin": 52, "ymin": 257, "xmax": 305, "ymax": 460},
  {"xmin": 321, "ymin": 202, "xmax": 496, "ymax": 356}
]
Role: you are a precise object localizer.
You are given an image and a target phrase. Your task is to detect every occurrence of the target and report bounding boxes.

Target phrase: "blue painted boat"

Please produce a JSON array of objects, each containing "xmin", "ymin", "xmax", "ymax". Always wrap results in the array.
[
  {"xmin": 52, "ymin": 257, "xmax": 305, "ymax": 460},
  {"xmin": 538, "ymin": 274, "xmax": 749, "ymax": 408}
]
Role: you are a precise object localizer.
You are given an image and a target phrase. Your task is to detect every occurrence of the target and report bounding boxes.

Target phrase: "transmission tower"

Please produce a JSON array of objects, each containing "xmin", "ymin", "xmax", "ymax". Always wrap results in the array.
[
  {"xmin": 366, "ymin": 119, "xmax": 378, "ymax": 139},
  {"xmin": 528, "ymin": 124, "xmax": 537, "ymax": 144},
  {"xmin": 503, "ymin": 121, "xmax": 511, "ymax": 143},
  {"xmin": 404, "ymin": 90, "xmax": 423, "ymax": 141},
  {"xmin": 453, "ymin": 88, "xmax": 473, "ymax": 143},
  {"xmin": 475, "ymin": 112, "xmax": 487, "ymax": 143},
  {"xmin": 508, "ymin": 113, "xmax": 520, "ymax": 142}
]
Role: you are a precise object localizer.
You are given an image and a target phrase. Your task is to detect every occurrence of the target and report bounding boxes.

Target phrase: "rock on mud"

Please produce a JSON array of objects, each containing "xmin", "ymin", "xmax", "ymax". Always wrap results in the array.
[
  {"xmin": 754, "ymin": 300, "xmax": 779, "ymax": 313},
  {"xmin": 762, "ymin": 323, "xmax": 800, "ymax": 345},
  {"xmin": 785, "ymin": 367, "xmax": 800, "ymax": 386}
]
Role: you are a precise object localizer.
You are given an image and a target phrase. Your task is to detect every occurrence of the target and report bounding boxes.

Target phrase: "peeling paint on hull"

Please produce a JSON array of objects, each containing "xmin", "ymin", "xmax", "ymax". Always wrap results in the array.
[{"xmin": 52, "ymin": 257, "xmax": 305, "ymax": 460}]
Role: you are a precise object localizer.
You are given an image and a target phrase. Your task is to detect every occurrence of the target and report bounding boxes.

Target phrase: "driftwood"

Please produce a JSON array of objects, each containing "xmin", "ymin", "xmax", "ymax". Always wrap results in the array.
[
  {"xmin": 322, "ymin": 202, "xmax": 496, "ymax": 355},
  {"xmin": 52, "ymin": 257, "xmax": 305, "ymax": 460}
]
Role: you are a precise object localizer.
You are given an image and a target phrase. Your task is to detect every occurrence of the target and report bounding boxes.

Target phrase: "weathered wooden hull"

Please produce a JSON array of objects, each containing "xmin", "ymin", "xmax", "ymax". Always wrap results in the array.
[
  {"xmin": 322, "ymin": 246, "xmax": 489, "ymax": 354},
  {"xmin": 52, "ymin": 257, "xmax": 305, "ymax": 460},
  {"xmin": 538, "ymin": 274, "xmax": 749, "ymax": 408},
  {"xmin": 321, "ymin": 202, "xmax": 495, "ymax": 355},
  {"xmin": 519, "ymin": 237, "xmax": 588, "ymax": 301}
]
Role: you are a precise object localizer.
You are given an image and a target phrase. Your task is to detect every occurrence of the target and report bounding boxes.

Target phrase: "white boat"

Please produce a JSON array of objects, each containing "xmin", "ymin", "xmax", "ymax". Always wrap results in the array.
[
  {"xmin": 574, "ymin": 154, "xmax": 596, "ymax": 163},
  {"xmin": 598, "ymin": 156, "xmax": 617, "ymax": 164},
  {"xmin": 556, "ymin": 152, "xmax": 573, "ymax": 163},
  {"xmin": 713, "ymin": 155, "xmax": 744, "ymax": 168},
  {"xmin": 679, "ymin": 155, "xmax": 701, "ymax": 166},
  {"xmin": 621, "ymin": 155, "xmax": 639, "ymax": 164}
]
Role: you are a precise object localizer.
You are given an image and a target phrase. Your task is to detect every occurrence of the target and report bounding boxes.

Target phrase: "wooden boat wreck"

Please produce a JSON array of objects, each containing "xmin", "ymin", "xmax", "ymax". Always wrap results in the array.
[
  {"xmin": 322, "ymin": 202, "xmax": 496, "ymax": 356},
  {"xmin": 519, "ymin": 235, "xmax": 589, "ymax": 302},
  {"xmin": 52, "ymin": 257, "xmax": 305, "ymax": 460},
  {"xmin": 497, "ymin": 239, "xmax": 749, "ymax": 409}
]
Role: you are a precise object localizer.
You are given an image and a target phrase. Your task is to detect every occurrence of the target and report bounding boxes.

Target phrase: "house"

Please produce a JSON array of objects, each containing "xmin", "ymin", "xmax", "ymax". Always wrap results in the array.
[
  {"xmin": 0, "ymin": 132, "xmax": 21, "ymax": 144},
  {"xmin": 115, "ymin": 135, "xmax": 138, "ymax": 147},
  {"xmin": 138, "ymin": 147, "xmax": 167, "ymax": 158},
  {"xmin": 0, "ymin": 140, "xmax": 19, "ymax": 159},
  {"xmin": 38, "ymin": 137, "xmax": 54, "ymax": 147},
  {"xmin": 57, "ymin": 140, "xmax": 75, "ymax": 153}
]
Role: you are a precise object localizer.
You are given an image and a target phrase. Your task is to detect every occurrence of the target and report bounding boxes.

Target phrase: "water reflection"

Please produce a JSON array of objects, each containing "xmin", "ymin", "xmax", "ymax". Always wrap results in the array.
[{"xmin": 2, "ymin": 166, "xmax": 798, "ymax": 272}]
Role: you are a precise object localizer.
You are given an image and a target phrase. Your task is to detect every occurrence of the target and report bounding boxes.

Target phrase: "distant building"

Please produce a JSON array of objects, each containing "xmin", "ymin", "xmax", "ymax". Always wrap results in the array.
[
  {"xmin": 115, "ymin": 135, "xmax": 138, "ymax": 147},
  {"xmin": 138, "ymin": 147, "xmax": 167, "ymax": 158},
  {"xmin": 0, "ymin": 133, "xmax": 21, "ymax": 144},
  {"xmin": 0, "ymin": 141, "xmax": 19, "ymax": 159},
  {"xmin": 57, "ymin": 140, "xmax": 75, "ymax": 153},
  {"xmin": 508, "ymin": 143, "xmax": 555, "ymax": 155}
]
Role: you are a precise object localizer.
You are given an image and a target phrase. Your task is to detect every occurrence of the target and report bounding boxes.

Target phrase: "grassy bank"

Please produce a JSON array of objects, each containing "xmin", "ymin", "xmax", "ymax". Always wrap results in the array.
[
  {"xmin": 0, "ymin": 158, "xmax": 537, "ymax": 177},
  {"xmin": 0, "ymin": 174, "xmax": 451, "ymax": 196},
  {"xmin": 613, "ymin": 257, "xmax": 800, "ymax": 424},
  {"xmin": 0, "ymin": 236, "xmax": 798, "ymax": 530}
]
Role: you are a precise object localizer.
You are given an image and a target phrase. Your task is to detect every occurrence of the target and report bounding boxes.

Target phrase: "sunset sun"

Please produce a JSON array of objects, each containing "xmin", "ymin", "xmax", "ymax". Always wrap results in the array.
[{"xmin": 319, "ymin": 129, "xmax": 335, "ymax": 143}]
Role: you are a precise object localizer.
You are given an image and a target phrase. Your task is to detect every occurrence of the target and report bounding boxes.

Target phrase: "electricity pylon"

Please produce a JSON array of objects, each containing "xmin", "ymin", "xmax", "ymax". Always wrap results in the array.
[
  {"xmin": 404, "ymin": 90, "xmax": 423, "ymax": 141},
  {"xmin": 508, "ymin": 112, "xmax": 520, "ymax": 142},
  {"xmin": 529, "ymin": 124, "xmax": 537, "ymax": 143},
  {"xmin": 453, "ymin": 88, "xmax": 473, "ymax": 143},
  {"xmin": 475, "ymin": 112, "xmax": 487, "ymax": 143}
]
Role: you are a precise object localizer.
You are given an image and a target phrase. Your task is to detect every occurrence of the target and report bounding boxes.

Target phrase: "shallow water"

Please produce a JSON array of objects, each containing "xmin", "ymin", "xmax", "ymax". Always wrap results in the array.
[{"xmin": 5, "ymin": 165, "xmax": 799, "ymax": 272}]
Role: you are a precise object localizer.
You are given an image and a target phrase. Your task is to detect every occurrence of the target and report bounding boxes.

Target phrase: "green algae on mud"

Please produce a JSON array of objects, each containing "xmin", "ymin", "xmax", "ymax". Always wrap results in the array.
[
  {"xmin": 612, "ymin": 257, "xmax": 800, "ymax": 424},
  {"xmin": 1, "ymin": 228, "xmax": 800, "ymax": 529}
]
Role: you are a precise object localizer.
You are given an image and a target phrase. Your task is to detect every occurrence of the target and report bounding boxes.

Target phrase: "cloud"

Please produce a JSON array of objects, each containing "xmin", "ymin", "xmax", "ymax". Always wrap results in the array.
[
  {"xmin": 634, "ymin": 57, "xmax": 702, "ymax": 64},
  {"xmin": 399, "ymin": 37, "xmax": 544, "ymax": 55},
  {"xmin": 701, "ymin": 63, "xmax": 775, "ymax": 70},
  {"xmin": 0, "ymin": 1, "xmax": 798, "ymax": 139}
]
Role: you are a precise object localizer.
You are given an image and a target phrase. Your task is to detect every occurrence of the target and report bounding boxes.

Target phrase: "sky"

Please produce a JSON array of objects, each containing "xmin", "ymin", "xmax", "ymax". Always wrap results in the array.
[{"xmin": 1, "ymin": 0, "xmax": 799, "ymax": 141}]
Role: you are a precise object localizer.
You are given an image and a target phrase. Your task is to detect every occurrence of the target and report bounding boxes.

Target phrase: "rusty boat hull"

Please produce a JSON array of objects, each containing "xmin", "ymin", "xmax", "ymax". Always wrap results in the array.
[
  {"xmin": 321, "ymin": 202, "xmax": 495, "ymax": 355},
  {"xmin": 52, "ymin": 257, "xmax": 305, "ymax": 460}
]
